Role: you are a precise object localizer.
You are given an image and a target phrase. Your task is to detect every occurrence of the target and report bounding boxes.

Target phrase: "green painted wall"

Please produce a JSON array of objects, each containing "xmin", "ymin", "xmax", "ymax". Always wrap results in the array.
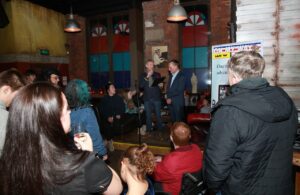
[{"xmin": 0, "ymin": 0, "xmax": 67, "ymax": 56}]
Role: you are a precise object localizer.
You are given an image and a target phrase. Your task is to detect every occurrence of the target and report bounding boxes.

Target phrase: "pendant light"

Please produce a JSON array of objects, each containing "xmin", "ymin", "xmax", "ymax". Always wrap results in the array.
[
  {"xmin": 64, "ymin": 6, "xmax": 81, "ymax": 32},
  {"xmin": 167, "ymin": 0, "xmax": 187, "ymax": 22}
]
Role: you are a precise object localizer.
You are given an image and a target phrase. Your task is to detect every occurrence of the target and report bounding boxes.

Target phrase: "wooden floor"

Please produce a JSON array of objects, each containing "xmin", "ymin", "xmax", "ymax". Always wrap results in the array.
[
  {"xmin": 107, "ymin": 123, "xmax": 208, "ymax": 174},
  {"xmin": 112, "ymin": 122, "xmax": 207, "ymax": 152}
]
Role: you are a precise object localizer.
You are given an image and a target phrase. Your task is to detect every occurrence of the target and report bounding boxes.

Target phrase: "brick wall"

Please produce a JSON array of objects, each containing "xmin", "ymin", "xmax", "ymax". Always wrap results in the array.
[
  {"xmin": 143, "ymin": 0, "xmax": 180, "ymax": 77},
  {"xmin": 66, "ymin": 0, "xmax": 232, "ymax": 83},
  {"xmin": 143, "ymin": 0, "xmax": 180, "ymax": 60},
  {"xmin": 210, "ymin": 0, "xmax": 231, "ymax": 45},
  {"xmin": 67, "ymin": 15, "xmax": 88, "ymax": 81}
]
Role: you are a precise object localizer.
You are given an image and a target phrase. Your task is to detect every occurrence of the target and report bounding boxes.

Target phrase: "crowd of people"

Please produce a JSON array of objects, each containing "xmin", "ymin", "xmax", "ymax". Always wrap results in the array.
[{"xmin": 0, "ymin": 51, "xmax": 298, "ymax": 195}]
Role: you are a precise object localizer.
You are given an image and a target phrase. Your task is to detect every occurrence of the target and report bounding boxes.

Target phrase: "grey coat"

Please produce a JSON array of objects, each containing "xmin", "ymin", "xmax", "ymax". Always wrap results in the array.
[{"xmin": 0, "ymin": 101, "xmax": 8, "ymax": 156}]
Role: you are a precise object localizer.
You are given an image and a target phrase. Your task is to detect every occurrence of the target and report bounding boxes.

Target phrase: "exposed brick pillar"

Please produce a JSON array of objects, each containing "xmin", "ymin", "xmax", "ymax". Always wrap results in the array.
[
  {"xmin": 143, "ymin": 0, "xmax": 180, "ymax": 61},
  {"xmin": 67, "ymin": 15, "xmax": 88, "ymax": 81},
  {"xmin": 210, "ymin": 0, "xmax": 231, "ymax": 45}
]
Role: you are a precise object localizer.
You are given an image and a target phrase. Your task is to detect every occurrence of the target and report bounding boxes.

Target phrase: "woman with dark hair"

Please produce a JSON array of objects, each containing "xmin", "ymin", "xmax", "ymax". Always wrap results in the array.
[
  {"xmin": 65, "ymin": 79, "xmax": 107, "ymax": 160},
  {"xmin": 99, "ymin": 82, "xmax": 125, "ymax": 152},
  {"xmin": 120, "ymin": 144, "xmax": 155, "ymax": 195},
  {"xmin": 0, "ymin": 82, "xmax": 122, "ymax": 195}
]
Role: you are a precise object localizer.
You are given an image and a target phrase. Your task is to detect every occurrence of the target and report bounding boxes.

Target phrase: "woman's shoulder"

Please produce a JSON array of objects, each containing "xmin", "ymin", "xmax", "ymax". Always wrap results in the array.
[
  {"xmin": 81, "ymin": 153, "xmax": 113, "ymax": 192},
  {"xmin": 72, "ymin": 106, "xmax": 93, "ymax": 113},
  {"xmin": 49, "ymin": 153, "xmax": 113, "ymax": 194}
]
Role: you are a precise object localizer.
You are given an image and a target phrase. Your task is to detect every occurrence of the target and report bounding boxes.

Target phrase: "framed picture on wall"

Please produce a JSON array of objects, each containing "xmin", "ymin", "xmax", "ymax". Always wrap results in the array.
[{"xmin": 152, "ymin": 46, "xmax": 168, "ymax": 68}]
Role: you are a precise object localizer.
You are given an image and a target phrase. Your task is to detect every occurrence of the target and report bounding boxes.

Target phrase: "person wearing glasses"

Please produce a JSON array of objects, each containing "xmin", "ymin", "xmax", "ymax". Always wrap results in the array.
[{"xmin": 42, "ymin": 68, "xmax": 60, "ymax": 88}]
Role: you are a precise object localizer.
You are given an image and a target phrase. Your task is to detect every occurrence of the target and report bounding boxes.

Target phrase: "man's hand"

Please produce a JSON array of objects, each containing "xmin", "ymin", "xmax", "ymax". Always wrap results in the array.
[
  {"xmin": 108, "ymin": 117, "xmax": 113, "ymax": 123},
  {"xmin": 147, "ymin": 71, "xmax": 153, "ymax": 78},
  {"xmin": 166, "ymin": 98, "xmax": 172, "ymax": 104}
]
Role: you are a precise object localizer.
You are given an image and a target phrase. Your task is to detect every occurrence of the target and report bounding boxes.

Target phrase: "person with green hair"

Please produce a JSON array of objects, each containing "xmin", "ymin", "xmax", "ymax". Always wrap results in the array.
[{"xmin": 65, "ymin": 79, "xmax": 107, "ymax": 160}]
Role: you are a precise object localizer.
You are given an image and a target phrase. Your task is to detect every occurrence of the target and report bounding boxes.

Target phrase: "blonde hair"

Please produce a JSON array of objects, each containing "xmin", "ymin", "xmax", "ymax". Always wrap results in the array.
[
  {"xmin": 122, "ymin": 143, "xmax": 155, "ymax": 181},
  {"xmin": 228, "ymin": 51, "xmax": 265, "ymax": 79}
]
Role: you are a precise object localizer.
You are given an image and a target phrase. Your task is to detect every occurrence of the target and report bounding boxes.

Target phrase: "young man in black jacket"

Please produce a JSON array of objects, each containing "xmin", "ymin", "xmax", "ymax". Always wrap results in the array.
[{"xmin": 204, "ymin": 51, "xmax": 298, "ymax": 195}]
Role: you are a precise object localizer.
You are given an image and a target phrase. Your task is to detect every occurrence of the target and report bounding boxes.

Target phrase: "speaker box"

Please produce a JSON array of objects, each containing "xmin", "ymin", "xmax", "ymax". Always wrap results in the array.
[{"xmin": 0, "ymin": 2, "xmax": 9, "ymax": 28}]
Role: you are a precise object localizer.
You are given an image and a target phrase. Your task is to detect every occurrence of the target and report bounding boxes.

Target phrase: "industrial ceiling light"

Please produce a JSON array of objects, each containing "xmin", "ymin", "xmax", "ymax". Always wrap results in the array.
[
  {"xmin": 167, "ymin": 0, "xmax": 187, "ymax": 22},
  {"xmin": 64, "ymin": 6, "xmax": 81, "ymax": 32}
]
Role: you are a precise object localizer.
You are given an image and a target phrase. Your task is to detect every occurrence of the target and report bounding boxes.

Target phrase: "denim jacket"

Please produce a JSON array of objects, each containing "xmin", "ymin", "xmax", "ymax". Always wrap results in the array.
[{"xmin": 71, "ymin": 106, "xmax": 107, "ymax": 156}]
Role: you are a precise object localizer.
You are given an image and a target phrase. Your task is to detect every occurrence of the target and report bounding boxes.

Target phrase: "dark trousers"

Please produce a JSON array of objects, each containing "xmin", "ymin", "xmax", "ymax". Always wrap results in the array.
[
  {"xmin": 168, "ymin": 103, "xmax": 184, "ymax": 122},
  {"xmin": 102, "ymin": 113, "xmax": 145, "ymax": 140},
  {"xmin": 102, "ymin": 118, "xmax": 123, "ymax": 140}
]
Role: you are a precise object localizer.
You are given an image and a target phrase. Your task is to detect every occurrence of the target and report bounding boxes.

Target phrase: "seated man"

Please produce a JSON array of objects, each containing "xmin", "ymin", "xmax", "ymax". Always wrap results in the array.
[{"xmin": 153, "ymin": 122, "xmax": 203, "ymax": 195}]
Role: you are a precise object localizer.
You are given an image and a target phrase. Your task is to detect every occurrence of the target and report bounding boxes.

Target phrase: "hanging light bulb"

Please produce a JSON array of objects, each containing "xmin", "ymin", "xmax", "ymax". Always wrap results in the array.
[
  {"xmin": 167, "ymin": 0, "xmax": 187, "ymax": 22},
  {"xmin": 64, "ymin": 6, "xmax": 81, "ymax": 32}
]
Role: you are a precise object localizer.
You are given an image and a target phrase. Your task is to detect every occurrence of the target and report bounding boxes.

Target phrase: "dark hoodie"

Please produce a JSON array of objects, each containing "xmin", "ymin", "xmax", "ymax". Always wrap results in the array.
[{"xmin": 204, "ymin": 77, "xmax": 297, "ymax": 195}]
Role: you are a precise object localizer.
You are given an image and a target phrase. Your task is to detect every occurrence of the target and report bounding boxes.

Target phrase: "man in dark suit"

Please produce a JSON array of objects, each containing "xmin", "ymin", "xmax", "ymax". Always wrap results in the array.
[{"xmin": 166, "ymin": 60, "xmax": 186, "ymax": 122}]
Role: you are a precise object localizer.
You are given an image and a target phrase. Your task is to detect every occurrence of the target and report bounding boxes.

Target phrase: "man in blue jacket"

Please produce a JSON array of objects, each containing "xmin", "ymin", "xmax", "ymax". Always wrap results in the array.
[
  {"xmin": 166, "ymin": 60, "xmax": 186, "ymax": 122},
  {"xmin": 204, "ymin": 51, "xmax": 298, "ymax": 195}
]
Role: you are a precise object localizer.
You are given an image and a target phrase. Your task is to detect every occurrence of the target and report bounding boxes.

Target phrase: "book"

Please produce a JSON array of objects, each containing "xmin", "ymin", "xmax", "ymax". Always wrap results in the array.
[{"xmin": 151, "ymin": 76, "xmax": 165, "ymax": 87}]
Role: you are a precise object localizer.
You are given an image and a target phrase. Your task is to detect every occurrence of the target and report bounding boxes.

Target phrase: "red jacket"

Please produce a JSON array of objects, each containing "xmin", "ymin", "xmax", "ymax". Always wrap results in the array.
[{"xmin": 153, "ymin": 144, "xmax": 203, "ymax": 195}]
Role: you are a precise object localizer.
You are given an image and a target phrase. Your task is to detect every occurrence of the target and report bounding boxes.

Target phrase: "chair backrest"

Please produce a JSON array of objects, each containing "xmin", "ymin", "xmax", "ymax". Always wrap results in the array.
[{"xmin": 180, "ymin": 169, "xmax": 207, "ymax": 195}]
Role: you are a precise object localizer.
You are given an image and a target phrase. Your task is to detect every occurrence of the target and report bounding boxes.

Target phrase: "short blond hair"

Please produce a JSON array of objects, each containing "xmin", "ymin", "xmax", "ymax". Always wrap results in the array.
[{"xmin": 228, "ymin": 51, "xmax": 265, "ymax": 79}]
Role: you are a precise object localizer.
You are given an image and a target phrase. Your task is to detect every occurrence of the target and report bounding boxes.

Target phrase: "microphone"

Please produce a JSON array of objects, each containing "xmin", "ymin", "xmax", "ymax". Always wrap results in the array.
[{"xmin": 134, "ymin": 79, "xmax": 138, "ymax": 89}]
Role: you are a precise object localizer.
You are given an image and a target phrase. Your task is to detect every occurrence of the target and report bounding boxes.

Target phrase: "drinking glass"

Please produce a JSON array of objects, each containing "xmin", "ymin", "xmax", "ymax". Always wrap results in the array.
[{"xmin": 73, "ymin": 122, "xmax": 87, "ymax": 141}]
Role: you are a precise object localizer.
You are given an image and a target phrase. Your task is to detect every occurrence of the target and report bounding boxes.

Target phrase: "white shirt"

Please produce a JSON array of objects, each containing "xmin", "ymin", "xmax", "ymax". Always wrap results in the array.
[{"xmin": 170, "ymin": 70, "xmax": 179, "ymax": 87}]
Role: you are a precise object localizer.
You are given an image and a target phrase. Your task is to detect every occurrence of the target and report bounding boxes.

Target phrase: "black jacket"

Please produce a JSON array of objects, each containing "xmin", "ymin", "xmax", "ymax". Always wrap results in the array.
[
  {"xmin": 204, "ymin": 78, "xmax": 297, "ymax": 195},
  {"xmin": 139, "ymin": 71, "xmax": 162, "ymax": 101},
  {"xmin": 99, "ymin": 94, "xmax": 125, "ymax": 119}
]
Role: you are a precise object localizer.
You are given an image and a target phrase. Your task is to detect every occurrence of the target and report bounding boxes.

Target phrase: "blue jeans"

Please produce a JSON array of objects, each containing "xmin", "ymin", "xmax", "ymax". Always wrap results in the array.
[{"xmin": 144, "ymin": 100, "xmax": 163, "ymax": 131}]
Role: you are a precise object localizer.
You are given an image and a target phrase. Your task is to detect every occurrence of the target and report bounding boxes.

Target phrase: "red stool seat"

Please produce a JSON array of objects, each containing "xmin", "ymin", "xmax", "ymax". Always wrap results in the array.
[{"xmin": 187, "ymin": 113, "xmax": 211, "ymax": 124}]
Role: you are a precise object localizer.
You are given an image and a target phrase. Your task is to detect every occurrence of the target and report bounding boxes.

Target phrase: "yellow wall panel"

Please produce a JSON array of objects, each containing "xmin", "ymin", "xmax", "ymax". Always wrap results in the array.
[
  {"xmin": 0, "ymin": 2, "xmax": 16, "ymax": 53},
  {"xmin": 0, "ymin": 0, "xmax": 67, "ymax": 56}
]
